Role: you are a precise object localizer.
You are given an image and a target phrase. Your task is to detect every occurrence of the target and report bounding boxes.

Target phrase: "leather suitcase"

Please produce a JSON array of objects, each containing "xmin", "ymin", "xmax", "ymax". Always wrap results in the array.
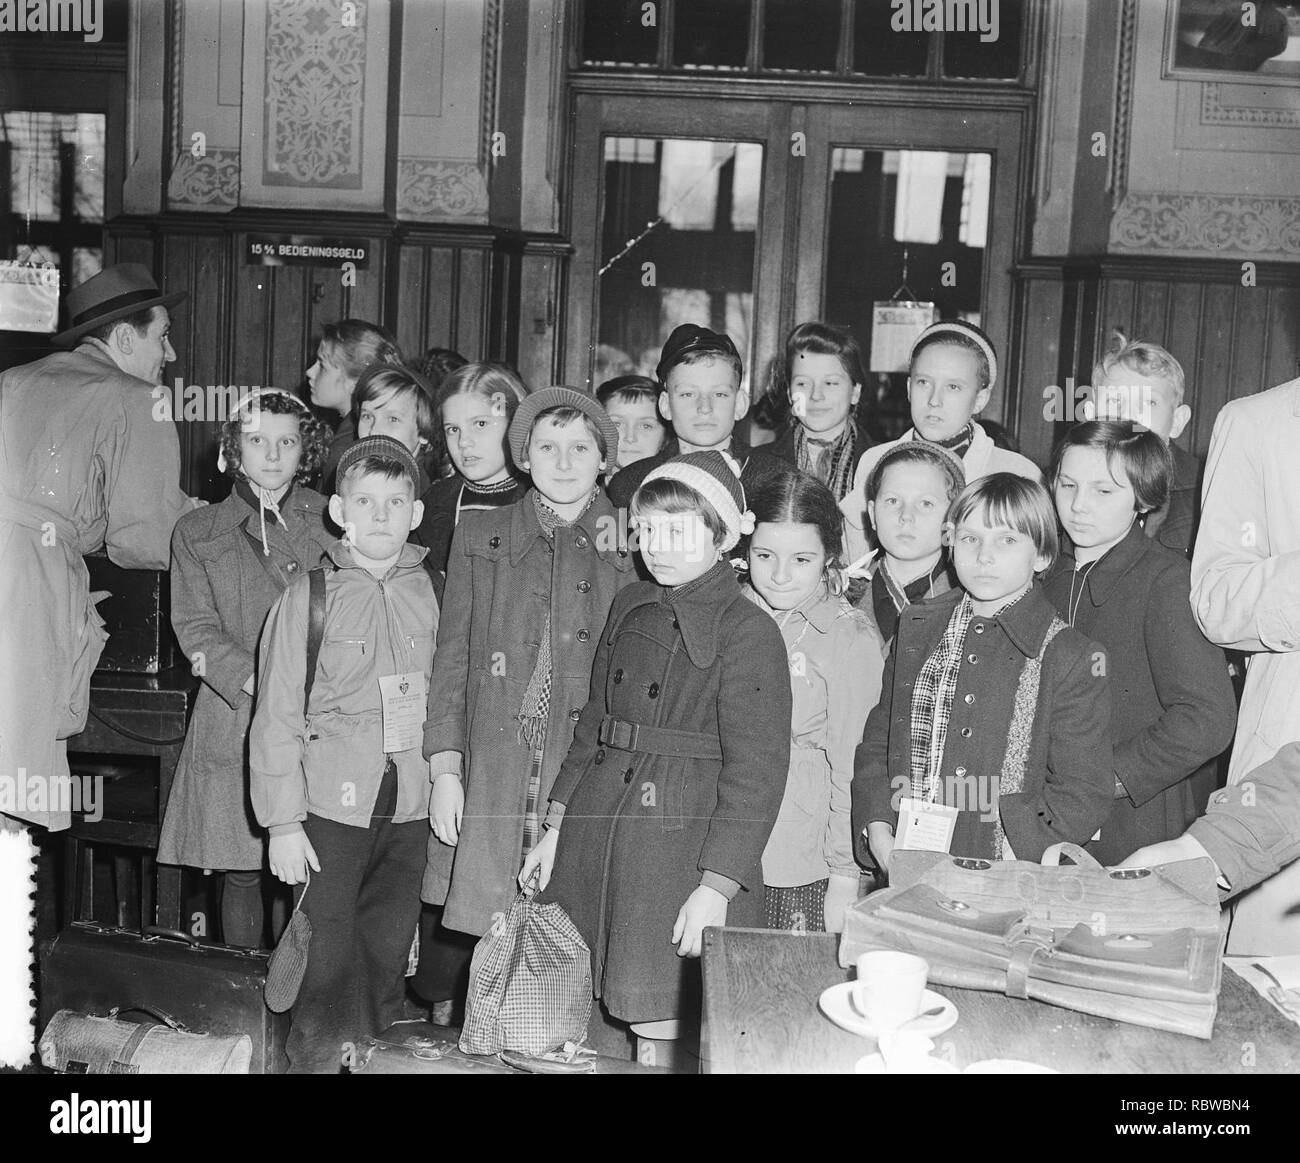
[{"xmin": 40, "ymin": 922, "xmax": 288, "ymax": 1074}]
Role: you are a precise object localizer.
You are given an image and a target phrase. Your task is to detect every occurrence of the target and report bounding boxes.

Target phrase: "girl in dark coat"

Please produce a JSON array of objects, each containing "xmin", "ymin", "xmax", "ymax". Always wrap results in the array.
[
  {"xmin": 856, "ymin": 474, "xmax": 1114, "ymax": 870},
  {"xmin": 158, "ymin": 390, "xmax": 331, "ymax": 947},
  {"xmin": 524, "ymin": 451, "xmax": 792, "ymax": 1028},
  {"xmin": 1043, "ymin": 422, "xmax": 1236, "ymax": 865}
]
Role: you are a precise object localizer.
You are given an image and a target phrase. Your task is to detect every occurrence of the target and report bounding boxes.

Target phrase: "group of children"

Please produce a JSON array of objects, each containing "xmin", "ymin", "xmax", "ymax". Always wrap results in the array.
[{"xmin": 157, "ymin": 309, "xmax": 1240, "ymax": 1070}]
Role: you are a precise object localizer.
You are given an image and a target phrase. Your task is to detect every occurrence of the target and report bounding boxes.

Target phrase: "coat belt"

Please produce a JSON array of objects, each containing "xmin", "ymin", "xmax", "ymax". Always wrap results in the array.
[
  {"xmin": 0, "ymin": 493, "xmax": 78, "ymax": 546},
  {"xmin": 598, "ymin": 715, "xmax": 723, "ymax": 760}
]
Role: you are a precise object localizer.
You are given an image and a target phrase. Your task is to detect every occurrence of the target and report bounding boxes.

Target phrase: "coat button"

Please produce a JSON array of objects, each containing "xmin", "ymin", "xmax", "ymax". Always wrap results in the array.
[
  {"xmin": 613, "ymin": 669, "xmax": 624, "ymax": 684},
  {"xmin": 623, "ymin": 768, "xmax": 634, "ymax": 784},
  {"xmin": 594, "ymin": 748, "xmax": 606, "ymax": 764},
  {"xmin": 973, "ymin": 623, "xmax": 985, "ymax": 634},
  {"xmin": 286, "ymin": 561, "xmax": 298, "ymax": 572},
  {"xmin": 960, "ymin": 727, "xmax": 972, "ymax": 738},
  {"xmin": 954, "ymin": 766, "xmax": 967, "ymax": 777},
  {"xmin": 489, "ymin": 536, "xmax": 501, "ymax": 549},
  {"xmin": 576, "ymin": 534, "xmax": 589, "ymax": 549},
  {"xmin": 577, "ymin": 629, "xmax": 590, "ymax": 642},
  {"xmin": 569, "ymin": 709, "xmax": 581, "ymax": 722},
  {"xmin": 577, "ymin": 580, "xmax": 591, "ymax": 593},
  {"xmin": 964, "ymin": 693, "xmax": 975, "ymax": 704},
  {"xmin": 647, "ymin": 682, "xmax": 660, "ymax": 698},
  {"xmin": 967, "ymin": 654, "xmax": 978, "ymax": 664},
  {"xmin": 672, "ymin": 618, "xmax": 680, "ymax": 630}
]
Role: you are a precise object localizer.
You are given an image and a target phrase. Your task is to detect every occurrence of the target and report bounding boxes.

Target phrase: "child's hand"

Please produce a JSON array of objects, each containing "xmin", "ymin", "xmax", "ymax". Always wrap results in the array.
[
  {"xmin": 429, "ymin": 772, "xmax": 464, "ymax": 846},
  {"xmin": 867, "ymin": 822, "xmax": 896, "ymax": 876},
  {"xmin": 518, "ymin": 827, "xmax": 559, "ymax": 892},
  {"xmin": 269, "ymin": 830, "xmax": 320, "ymax": 885},
  {"xmin": 822, "ymin": 873, "xmax": 860, "ymax": 934},
  {"xmin": 671, "ymin": 885, "xmax": 728, "ymax": 958}
]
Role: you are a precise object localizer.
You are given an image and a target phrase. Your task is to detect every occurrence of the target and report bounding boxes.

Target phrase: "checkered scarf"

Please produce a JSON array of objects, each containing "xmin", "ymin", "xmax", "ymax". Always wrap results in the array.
[
  {"xmin": 908, "ymin": 594, "xmax": 974, "ymax": 802},
  {"xmin": 517, "ymin": 488, "xmax": 598, "ymax": 750},
  {"xmin": 793, "ymin": 423, "xmax": 857, "ymax": 502}
]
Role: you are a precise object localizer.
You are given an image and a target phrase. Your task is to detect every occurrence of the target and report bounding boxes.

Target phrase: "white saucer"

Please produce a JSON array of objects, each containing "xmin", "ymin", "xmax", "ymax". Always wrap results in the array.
[{"xmin": 818, "ymin": 982, "xmax": 958, "ymax": 1039}]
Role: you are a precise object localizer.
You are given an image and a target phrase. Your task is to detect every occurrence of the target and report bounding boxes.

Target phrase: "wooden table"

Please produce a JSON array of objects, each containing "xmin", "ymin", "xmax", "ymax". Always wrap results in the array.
[{"xmin": 701, "ymin": 928, "xmax": 1300, "ymax": 1074}]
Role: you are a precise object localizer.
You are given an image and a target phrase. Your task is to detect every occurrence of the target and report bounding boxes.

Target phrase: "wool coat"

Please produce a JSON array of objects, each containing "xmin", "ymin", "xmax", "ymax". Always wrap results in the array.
[
  {"xmin": 853, "ymin": 584, "xmax": 1114, "ymax": 864},
  {"xmin": 421, "ymin": 489, "xmax": 637, "ymax": 936},
  {"xmin": 764, "ymin": 418, "xmax": 877, "ymax": 501},
  {"xmin": 0, "ymin": 341, "xmax": 194, "ymax": 830},
  {"xmin": 540, "ymin": 561, "xmax": 792, "ymax": 1021},
  {"xmin": 605, "ymin": 435, "xmax": 783, "ymax": 510},
  {"xmin": 1142, "ymin": 442, "xmax": 1201, "ymax": 558},
  {"xmin": 1191, "ymin": 375, "xmax": 1300, "ymax": 952},
  {"xmin": 158, "ymin": 484, "xmax": 333, "ymax": 870},
  {"xmin": 839, "ymin": 423, "xmax": 1042, "ymax": 566},
  {"xmin": 1041, "ymin": 523, "xmax": 1236, "ymax": 866}
]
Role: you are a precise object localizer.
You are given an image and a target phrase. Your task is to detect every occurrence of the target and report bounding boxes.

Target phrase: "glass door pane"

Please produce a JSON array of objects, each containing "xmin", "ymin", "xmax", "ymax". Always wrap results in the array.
[
  {"xmin": 596, "ymin": 136, "xmax": 764, "ymax": 392},
  {"xmin": 823, "ymin": 147, "xmax": 992, "ymax": 439}
]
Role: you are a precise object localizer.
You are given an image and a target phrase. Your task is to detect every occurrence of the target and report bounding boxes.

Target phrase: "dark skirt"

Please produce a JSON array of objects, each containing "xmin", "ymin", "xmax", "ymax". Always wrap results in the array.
[{"xmin": 763, "ymin": 879, "xmax": 829, "ymax": 933}]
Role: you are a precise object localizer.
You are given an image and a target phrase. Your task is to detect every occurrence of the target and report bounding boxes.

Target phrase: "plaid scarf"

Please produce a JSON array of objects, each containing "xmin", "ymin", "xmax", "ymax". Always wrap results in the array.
[
  {"xmin": 908, "ymin": 594, "xmax": 974, "ymax": 802},
  {"xmin": 872, "ymin": 556, "xmax": 950, "ymax": 643},
  {"xmin": 929, "ymin": 422, "xmax": 974, "ymax": 462},
  {"xmin": 794, "ymin": 423, "xmax": 857, "ymax": 501},
  {"xmin": 517, "ymin": 487, "xmax": 598, "ymax": 750}
]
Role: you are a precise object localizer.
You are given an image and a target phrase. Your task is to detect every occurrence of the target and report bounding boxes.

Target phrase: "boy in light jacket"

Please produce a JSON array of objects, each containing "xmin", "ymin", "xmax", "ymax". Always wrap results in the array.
[{"xmin": 251, "ymin": 435, "xmax": 438, "ymax": 1074}]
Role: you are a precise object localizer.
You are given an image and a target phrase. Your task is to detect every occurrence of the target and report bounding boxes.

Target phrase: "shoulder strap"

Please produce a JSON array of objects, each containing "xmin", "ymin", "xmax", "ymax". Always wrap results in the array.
[{"xmin": 304, "ymin": 567, "xmax": 326, "ymax": 719}]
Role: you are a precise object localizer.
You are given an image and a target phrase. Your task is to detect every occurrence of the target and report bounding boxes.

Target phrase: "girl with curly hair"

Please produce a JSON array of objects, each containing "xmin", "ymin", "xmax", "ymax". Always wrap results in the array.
[{"xmin": 158, "ymin": 390, "xmax": 334, "ymax": 947}]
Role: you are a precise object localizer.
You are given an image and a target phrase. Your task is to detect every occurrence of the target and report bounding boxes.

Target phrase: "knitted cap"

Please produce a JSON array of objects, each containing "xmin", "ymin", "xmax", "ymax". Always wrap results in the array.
[
  {"xmin": 911, "ymin": 319, "xmax": 998, "ymax": 392},
  {"xmin": 509, "ymin": 386, "xmax": 620, "ymax": 469},
  {"xmin": 335, "ymin": 434, "xmax": 422, "ymax": 490},
  {"xmin": 639, "ymin": 449, "xmax": 754, "ymax": 553},
  {"xmin": 655, "ymin": 324, "xmax": 742, "ymax": 385}
]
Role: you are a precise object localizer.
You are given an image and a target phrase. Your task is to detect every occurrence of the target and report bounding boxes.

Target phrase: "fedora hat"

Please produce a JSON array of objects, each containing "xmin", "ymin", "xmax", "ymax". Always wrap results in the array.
[{"xmin": 52, "ymin": 262, "xmax": 186, "ymax": 348}]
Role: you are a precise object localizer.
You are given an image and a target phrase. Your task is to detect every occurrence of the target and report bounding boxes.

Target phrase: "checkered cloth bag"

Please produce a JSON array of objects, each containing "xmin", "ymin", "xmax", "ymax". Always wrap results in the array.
[{"xmin": 459, "ymin": 884, "xmax": 593, "ymax": 1057}]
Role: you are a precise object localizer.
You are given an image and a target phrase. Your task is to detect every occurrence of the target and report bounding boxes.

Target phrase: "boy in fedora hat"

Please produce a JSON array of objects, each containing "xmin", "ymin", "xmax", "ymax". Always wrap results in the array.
[{"xmin": 0, "ymin": 263, "xmax": 199, "ymax": 832}]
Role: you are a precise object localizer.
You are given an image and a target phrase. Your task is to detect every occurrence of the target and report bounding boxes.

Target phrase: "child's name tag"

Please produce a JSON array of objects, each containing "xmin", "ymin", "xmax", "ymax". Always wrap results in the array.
[
  {"xmin": 378, "ymin": 672, "xmax": 427, "ymax": 754},
  {"xmin": 895, "ymin": 797, "xmax": 958, "ymax": 853}
]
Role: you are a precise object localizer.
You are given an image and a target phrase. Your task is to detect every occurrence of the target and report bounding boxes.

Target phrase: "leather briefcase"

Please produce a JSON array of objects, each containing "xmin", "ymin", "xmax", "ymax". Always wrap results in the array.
[{"xmin": 840, "ymin": 843, "xmax": 1225, "ymax": 1039}]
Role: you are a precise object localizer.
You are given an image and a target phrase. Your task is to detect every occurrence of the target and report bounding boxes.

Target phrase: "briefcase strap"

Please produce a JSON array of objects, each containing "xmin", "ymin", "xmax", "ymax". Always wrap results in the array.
[{"xmin": 304, "ymin": 567, "xmax": 327, "ymax": 719}]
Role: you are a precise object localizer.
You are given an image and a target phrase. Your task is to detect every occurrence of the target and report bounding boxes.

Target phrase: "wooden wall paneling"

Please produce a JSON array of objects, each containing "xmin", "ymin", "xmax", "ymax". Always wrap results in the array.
[
  {"xmin": 1266, "ymin": 286, "xmax": 1300, "ymax": 388},
  {"xmin": 394, "ymin": 245, "xmax": 431, "ymax": 359},
  {"xmin": 1164, "ymin": 280, "xmax": 1203, "ymax": 458},
  {"xmin": 269, "ymin": 265, "xmax": 309, "ymax": 396},
  {"xmin": 1232, "ymin": 281, "xmax": 1272, "ymax": 399},
  {"xmin": 1014, "ymin": 275, "xmax": 1065, "ymax": 468},
  {"xmin": 232, "ymin": 256, "xmax": 273, "ymax": 393},
  {"xmin": 1132, "ymin": 279, "xmax": 1171, "ymax": 351},
  {"xmin": 343, "ymin": 239, "xmax": 386, "ymax": 332},
  {"xmin": 1097, "ymin": 278, "xmax": 1136, "ymax": 349},
  {"xmin": 426, "ymin": 247, "xmax": 460, "ymax": 354},
  {"xmin": 457, "ymin": 248, "xmax": 489, "ymax": 359},
  {"xmin": 1194, "ymin": 282, "xmax": 1237, "ymax": 455},
  {"xmin": 518, "ymin": 247, "xmax": 566, "ymax": 389}
]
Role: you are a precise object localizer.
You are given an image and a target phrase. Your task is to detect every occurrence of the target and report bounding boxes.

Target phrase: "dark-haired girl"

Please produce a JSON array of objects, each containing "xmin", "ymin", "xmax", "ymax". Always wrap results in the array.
[
  {"xmin": 766, "ymin": 321, "xmax": 876, "ymax": 501},
  {"xmin": 158, "ymin": 390, "xmax": 333, "ymax": 947},
  {"xmin": 744, "ymin": 464, "xmax": 882, "ymax": 933},
  {"xmin": 1043, "ymin": 421, "xmax": 1236, "ymax": 864}
]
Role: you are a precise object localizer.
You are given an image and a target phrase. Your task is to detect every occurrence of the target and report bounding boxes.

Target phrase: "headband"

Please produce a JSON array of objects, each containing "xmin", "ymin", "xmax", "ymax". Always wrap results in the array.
[{"xmin": 911, "ymin": 321, "xmax": 998, "ymax": 392}]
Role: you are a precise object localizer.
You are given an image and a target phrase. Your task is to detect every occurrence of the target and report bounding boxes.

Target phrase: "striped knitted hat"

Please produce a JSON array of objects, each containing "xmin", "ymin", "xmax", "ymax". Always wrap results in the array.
[
  {"xmin": 639, "ymin": 449, "xmax": 755, "ymax": 553},
  {"xmin": 336, "ymin": 434, "xmax": 422, "ymax": 490}
]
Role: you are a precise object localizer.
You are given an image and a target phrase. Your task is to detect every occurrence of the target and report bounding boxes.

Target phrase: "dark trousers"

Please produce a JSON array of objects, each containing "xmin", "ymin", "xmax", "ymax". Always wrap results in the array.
[
  {"xmin": 411, "ymin": 905, "xmax": 476, "ymax": 1004},
  {"xmin": 288, "ymin": 761, "xmax": 426, "ymax": 1074}
]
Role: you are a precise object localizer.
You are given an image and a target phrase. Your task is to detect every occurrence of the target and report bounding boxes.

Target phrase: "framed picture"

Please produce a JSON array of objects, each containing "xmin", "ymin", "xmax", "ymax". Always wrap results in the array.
[{"xmin": 1163, "ymin": 0, "xmax": 1300, "ymax": 85}]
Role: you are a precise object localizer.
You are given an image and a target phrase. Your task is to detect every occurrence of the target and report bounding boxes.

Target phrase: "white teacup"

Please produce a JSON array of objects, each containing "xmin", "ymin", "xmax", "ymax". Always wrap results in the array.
[{"xmin": 852, "ymin": 950, "xmax": 929, "ymax": 1030}]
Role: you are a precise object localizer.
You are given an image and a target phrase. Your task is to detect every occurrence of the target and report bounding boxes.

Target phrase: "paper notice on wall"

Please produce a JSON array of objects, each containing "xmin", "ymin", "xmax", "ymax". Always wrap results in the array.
[
  {"xmin": 0, "ymin": 263, "xmax": 59, "ymax": 333},
  {"xmin": 870, "ymin": 302, "xmax": 938, "ymax": 374}
]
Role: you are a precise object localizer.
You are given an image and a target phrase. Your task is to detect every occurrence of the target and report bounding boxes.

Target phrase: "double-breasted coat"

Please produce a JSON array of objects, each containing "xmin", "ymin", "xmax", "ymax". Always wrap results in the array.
[
  {"xmin": 158, "ymin": 483, "xmax": 333, "ymax": 869},
  {"xmin": 853, "ymin": 584, "xmax": 1115, "ymax": 863},
  {"xmin": 540, "ymin": 562, "xmax": 793, "ymax": 1022},
  {"xmin": 421, "ymin": 489, "xmax": 637, "ymax": 936},
  {"xmin": 1042, "ymin": 523, "xmax": 1236, "ymax": 866},
  {"xmin": 0, "ymin": 341, "xmax": 193, "ymax": 830}
]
